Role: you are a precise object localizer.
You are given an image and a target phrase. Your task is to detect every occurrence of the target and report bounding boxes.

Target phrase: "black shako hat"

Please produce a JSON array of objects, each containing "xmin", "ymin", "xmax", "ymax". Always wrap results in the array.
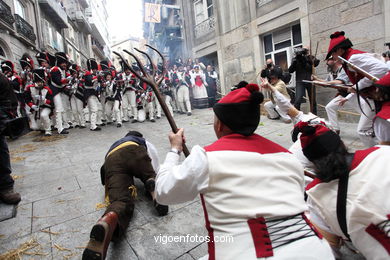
[{"xmin": 213, "ymin": 83, "xmax": 264, "ymax": 136}]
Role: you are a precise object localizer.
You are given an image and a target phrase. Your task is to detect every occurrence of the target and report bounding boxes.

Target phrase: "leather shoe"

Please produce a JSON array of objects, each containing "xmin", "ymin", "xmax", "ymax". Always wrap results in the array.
[
  {"xmin": 0, "ymin": 188, "xmax": 21, "ymax": 204},
  {"xmin": 60, "ymin": 129, "xmax": 69, "ymax": 134},
  {"xmin": 154, "ymin": 200, "xmax": 168, "ymax": 216}
]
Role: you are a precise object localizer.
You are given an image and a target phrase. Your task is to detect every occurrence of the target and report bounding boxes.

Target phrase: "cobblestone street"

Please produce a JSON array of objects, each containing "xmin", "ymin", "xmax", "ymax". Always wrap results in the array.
[{"xmin": 0, "ymin": 108, "xmax": 365, "ymax": 260}]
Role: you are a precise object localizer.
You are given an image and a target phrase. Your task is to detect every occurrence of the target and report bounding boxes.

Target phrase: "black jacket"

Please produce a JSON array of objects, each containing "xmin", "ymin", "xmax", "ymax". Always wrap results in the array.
[{"xmin": 288, "ymin": 55, "xmax": 319, "ymax": 82}]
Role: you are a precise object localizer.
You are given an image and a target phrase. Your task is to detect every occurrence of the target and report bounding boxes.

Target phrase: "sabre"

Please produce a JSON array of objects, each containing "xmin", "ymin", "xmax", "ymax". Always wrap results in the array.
[
  {"xmin": 113, "ymin": 45, "xmax": 190, "ymax": 157},
  {"xmin": 338, "ymin": 56, "xmax": 379, "ymax": 82}
]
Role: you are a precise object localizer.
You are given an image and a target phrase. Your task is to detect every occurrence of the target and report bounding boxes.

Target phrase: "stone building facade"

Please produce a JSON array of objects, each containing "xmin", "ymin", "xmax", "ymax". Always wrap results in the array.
[
  {"xmin": 179, "ymin": 0, "xmax": 390, "ymax": 113},
  {"xmin": 0, "ymin": 0, "xmax": 39, "ymax": 71},
  {"xmin": 143, "ymin": 0, "xmax": 184, "ymax": 63},
  {"xmin": 0, "ymin": 0, "xmax": 111, "ymax": 71},
  {"xmin": 110, "ymin": 36, "xmax": 143, "ymax": 69}
]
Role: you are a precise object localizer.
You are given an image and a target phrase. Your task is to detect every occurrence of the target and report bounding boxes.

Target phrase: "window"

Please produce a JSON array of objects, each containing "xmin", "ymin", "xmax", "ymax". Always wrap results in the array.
[
  {"xmin": 206, "ymin": 0, "xmax": 213, "ymax": 17},
  {"xmin": 262, "ymin": 24, "xmax": 302, "ymax": 70},
  {"xmin": 14, "ymin": 0, "xmax": 26, "ymax": 19},
  {"xmin": 193, "ymin": 0, "xmax": 214, "ymax": 25}
]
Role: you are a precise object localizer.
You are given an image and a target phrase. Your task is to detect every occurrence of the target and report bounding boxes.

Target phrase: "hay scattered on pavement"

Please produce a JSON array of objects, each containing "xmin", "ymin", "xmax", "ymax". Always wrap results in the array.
[
  {"xmin": 13, "ymin": 144, "xmax": 37, "ymax": 154},
  {"xmin": 41, "ymin": 229, "xmax": 60, "ymax": 235},
  {"xmin": 63, "ymin": 252, "xmax": 79, "ymax": 259},
  {"xmin": 53, "ymin": 243, "xmax": 71, "ymax": 252},
  {"xmin": 0, "ymin": 238, "xmax": 48, "ymax": 260},
  {"xmin": 55, "ymin": 197, "xmax": 81, "ymax": 204},
  {"xmin": 33, "ymin": 135, "xmax": 66, "ymax": 142},
  {"xmin": 10, "ymin": 144, "xmax": 38, "ymax": 162},
  {"xmin": 11, "ymin": 175, "xmax": 24, "ymax": 180},
  {"xmin": 10, "ymin": 156, "xmax": 26, "ymax": 163}
]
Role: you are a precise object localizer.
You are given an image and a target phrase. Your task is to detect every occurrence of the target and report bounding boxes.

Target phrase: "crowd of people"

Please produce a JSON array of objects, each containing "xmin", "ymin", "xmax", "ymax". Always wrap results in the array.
[
  {"xmin": 0, "ymin": 52, "xmax": 219, "ymax": 136},
  {"xmin": 1, "ymin": 30, "xmax": 390, "ymax": 260}
]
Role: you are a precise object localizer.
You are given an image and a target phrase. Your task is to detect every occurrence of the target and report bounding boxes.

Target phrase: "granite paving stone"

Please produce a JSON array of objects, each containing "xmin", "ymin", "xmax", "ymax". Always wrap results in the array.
[
  {"xmin": 127, "ymin": 202, "xmax": 206, "ymax": 260},
  {"xmin": 0, "ymin": 108, "xmax": 365, "ymax": 259},
  {"xmin": 0, "ymin": 231, "xmax": 52, "ymax": 259},
  {"xmin": 0, "ymin": 203, "xmax": 32, "ymax": 242}
]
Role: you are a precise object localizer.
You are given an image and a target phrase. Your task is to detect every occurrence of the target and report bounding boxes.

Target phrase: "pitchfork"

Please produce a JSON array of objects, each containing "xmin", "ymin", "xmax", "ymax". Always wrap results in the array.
[{"xmin": 113, "ymin": 45, "xmax": 190, "ymax": 156}]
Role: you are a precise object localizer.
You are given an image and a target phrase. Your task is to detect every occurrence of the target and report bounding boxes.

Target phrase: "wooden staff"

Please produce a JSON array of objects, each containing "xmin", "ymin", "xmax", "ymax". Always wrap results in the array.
[
  {"xmin": 113, "ymin": 45, "xmax": 190, "ymax": 157},
  {"xmin": 310, "ymin": 41, "xmax": 319, "ymax": 113}
]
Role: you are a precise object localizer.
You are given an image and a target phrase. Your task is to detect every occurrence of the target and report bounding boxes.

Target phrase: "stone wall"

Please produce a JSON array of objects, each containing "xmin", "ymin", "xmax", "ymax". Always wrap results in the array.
[{"xmin": 308, "ymin": 0, "xmax": 387, "ymax": 120}]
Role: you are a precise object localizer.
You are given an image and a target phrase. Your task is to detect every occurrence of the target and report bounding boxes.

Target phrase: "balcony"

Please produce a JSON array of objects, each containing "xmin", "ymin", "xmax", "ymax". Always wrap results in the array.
[
  {"xmin": 70, "ymin": 10, "xmax": 91, "ymax": 33},
  {"xmin": 91, "ymin": 37, "xmax": 105, "ymax": 59},
  {"xmin": 89, "ymin": 21, "xmax": 105, "ymax": 46},
  {"xmin": 0, "ymin": 0, "xmax": 15, "ymax": 31},
  {"xmin": 14, "ymin": 14, "xmax": 36, "ymax": 43},
  {"xmin": 194, "ymin": 16, "xmax": 215, "ymax": 38},
  {"xmin": 38, "ymin": 0, "xmax": 68, "ymax": 28}
]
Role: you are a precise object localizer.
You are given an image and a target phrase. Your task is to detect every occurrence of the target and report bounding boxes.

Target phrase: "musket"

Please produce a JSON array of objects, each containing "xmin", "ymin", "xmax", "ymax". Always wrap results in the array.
[
  {"xmin": 338, "ymin": 56, "xmax": 379, "ymax": 82},
  {"xmin": 302, "ymin": 80, "xmax": 351, "ymax": 90},
  {"xmin": 114, "ymin": 46, "xmax": 190, "ymax": 157},
  {"xmin": 338, "ymin": 56, "xmax": 378, "ymax": 116},
  {"xmin": 34, "ymin": 89, "xmax": 41, "ymax": 121}
]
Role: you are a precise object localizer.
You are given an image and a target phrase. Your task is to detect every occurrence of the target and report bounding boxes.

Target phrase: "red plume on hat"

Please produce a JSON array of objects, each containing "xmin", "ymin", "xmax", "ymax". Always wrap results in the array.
[
  {"xmin": 326, "ymin": 31, "xmax": 352, "ymax": 59},
  {"xmin": 292, "ymin": 121, "xmax": 341, "ymax": 161}
]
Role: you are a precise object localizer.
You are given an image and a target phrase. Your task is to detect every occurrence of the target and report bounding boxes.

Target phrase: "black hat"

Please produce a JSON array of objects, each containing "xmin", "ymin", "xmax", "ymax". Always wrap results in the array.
[
  {"xmin": 32, "ymin": 69, "xmax": 46, "ymax": 82},
  {"xmin": 1, "ymin": 60, "xmax": 14, "ymax": 73},
  {"xmin": 100, "ymin": 60, "xmax": 110, "ymax": 71},
  {"xmin": 213, "ymin": 83, "xmax": 264, "ymax": 136},
  {"xmin": 55, "ymin": 52, "xmax": 69, "ymax": 66},
  {"xmin": 87, "ymin": 58, "xmax": 98, "ymax": 71},
  {"xmin": 36, "ymin": 52, "xmax": 49, "ymax": 65},
  {"xmin": 19, "ymin": 54, "xmax": 34, "ymax": 70}
]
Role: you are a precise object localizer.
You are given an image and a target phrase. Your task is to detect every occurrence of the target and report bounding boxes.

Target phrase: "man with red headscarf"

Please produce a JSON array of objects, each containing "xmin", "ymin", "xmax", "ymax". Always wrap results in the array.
[{"xmin": 155, "ymin": 83, "xmax": 333, "ymax": 259}]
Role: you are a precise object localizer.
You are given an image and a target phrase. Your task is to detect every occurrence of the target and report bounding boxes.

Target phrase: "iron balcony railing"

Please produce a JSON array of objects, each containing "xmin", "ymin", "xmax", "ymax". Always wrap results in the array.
[
  {"xmin": 14, "ymin": 14, "xmax": 36, "ymax": 42},
  {"xmin": 0, "ymin": 0, "xmax": 15, "ymax": 28},
  {"xmin": 194, "ymin": 16, "xmax": 215, "ymax": 39}
]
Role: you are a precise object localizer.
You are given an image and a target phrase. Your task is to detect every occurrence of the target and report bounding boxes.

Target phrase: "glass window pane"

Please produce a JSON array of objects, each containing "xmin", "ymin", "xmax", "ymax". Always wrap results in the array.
[
  {"xmin": 14, "ymin": 0, "xmax": 25, "ymax": 19},
  {"xmin": 207, "ymin": 6, "xmax": 213, "ymax": 17},
  {"xmin": 274, "ymin": 51, "xmax": 288, "ymax": 71},
  {"xmin": 265, "ymin": 54, "xmax": 272, "ymax": 60},
  {"xmin": 273, "ymin": 27, "xmax": 290, "ymax": 44},
  {"xmin": 292, "ymin": 24, "xmax": 302, "ymax": 45},
  {"xmin": 206, "ymin": 0, "xmax": 213, "ymax": 7},
  {"xmin": 274, "ymin": 40, "xmax": 291, "ymax": 50},
  {"xmin": 264, "ymin": 34, "xmax": 273, "ymax": 53}
]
